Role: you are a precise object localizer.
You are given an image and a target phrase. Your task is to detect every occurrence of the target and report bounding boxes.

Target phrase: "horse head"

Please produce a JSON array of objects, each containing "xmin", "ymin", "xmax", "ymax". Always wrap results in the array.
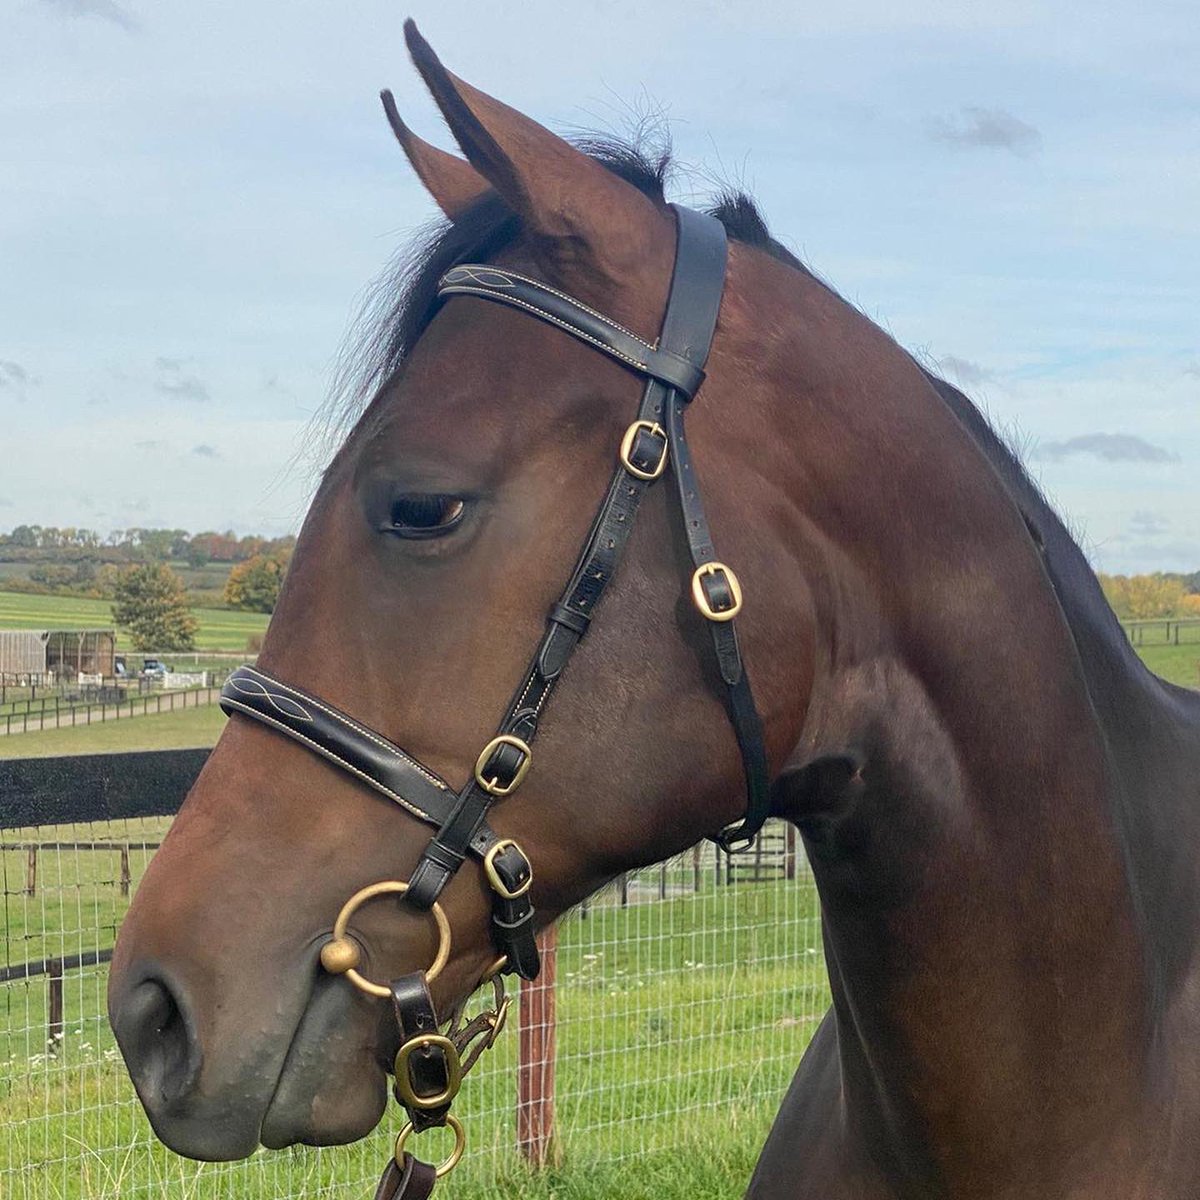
[{"xmin": 107, "ymin": 23, "xmax": 823, "ymax": 1159}]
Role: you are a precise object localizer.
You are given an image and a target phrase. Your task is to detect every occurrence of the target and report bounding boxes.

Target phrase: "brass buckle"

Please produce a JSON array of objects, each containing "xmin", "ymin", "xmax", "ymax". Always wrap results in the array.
[
  {"xmin": 474, "ymin": 734, "xmax": 532, "ymax": 797},
  {"xmin": 619, "ymin": 420, "xmax": 668, "ymax": 480},
  {"xmin": 691, "ymin": 562, "xmax": 743, "ymax": 622},
  {"xmin": 483, "ymin": 838, "xmax": 533, "ymax": 900},
  {"xmin": 319, "ymin": 880, "xmax": 451, "ymax": 999},
  {"xmin": 393, "ymin": 1034, "xmax": 463, "ymax": 1110},
  {"xmin": 394, "ymin": 1113, "xmax": 466, "ymax": 1177}
]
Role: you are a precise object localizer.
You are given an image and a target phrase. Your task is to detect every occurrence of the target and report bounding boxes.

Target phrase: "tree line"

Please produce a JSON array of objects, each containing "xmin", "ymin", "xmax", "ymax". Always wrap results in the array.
[
  {"xmin": 0, "ymin": 524, "xmax": 294, "ymax": 566},
  {"xmin": 0, "ymin": 525, "xmax": 296, "ymax": 650},
  {"xmin": 1097, "ymin": 572, "xmax": 1200, "ymax": 620}
]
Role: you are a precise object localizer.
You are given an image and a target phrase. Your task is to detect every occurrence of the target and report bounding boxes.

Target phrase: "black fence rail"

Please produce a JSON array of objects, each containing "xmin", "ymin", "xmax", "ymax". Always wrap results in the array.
[
  {"xmin": 1, "ymin": 750, "xmax": 205, "ymax": 1053},
  {"xmin": 0, "ymin": 747, "xmax": 207, "ymax": 829}
]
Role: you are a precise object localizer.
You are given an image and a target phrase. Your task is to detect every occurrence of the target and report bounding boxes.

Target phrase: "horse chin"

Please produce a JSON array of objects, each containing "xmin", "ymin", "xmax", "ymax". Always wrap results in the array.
[{"xmin": 258, "ymin": 974, "xmax": 391, "ymax": 1151}]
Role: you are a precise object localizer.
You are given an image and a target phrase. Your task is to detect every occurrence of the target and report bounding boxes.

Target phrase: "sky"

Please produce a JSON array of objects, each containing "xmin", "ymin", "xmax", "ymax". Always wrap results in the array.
[{"xmin": 2, "ymin": 0, "xmax": 1196, "ymax": 572}]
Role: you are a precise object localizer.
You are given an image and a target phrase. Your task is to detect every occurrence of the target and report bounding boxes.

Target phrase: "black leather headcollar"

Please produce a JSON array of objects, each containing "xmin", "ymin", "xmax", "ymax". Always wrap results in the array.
[{"xmin": 220, "ymin": 204, "xmax": 771, "ymax": 981}]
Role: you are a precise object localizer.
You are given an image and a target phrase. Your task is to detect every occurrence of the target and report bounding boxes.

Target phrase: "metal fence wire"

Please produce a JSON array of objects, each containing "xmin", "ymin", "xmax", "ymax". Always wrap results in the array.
[{"xmin": 1, "ymin": 815, "xmax": 827, "ymax": 1200}]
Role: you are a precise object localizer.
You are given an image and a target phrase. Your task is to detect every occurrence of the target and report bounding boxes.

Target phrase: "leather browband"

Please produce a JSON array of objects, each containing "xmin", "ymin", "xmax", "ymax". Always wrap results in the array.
[
  {"xmin": 437, "ymin": 265, "xmax": 708, "ymax": 398},
  {"xmin": 220, "ymin": 204, "xmax": 772, "ymax": 983}
]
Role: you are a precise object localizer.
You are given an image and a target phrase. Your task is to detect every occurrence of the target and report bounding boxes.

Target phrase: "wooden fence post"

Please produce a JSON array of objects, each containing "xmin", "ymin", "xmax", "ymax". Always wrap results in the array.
[
  {"xmin": 48, "ymin": 959, "xmax": 64, "ymax": 1053},
  {"xmin": 26, "ymin": 845, "xmax": 37, "ymax": 897},
  {"xmin": 517, "ymin": 925, "xmax": 558, "ymax": 1167},
  {"xmin": 119, "ymin": 846, "xmax": 132, "ymax": 898}
]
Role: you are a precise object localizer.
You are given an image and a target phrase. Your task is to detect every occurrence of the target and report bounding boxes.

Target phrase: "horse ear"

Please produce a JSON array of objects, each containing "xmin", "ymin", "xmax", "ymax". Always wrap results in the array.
[
  {"xmin": 403, "ymin": 19, "xmax": 664, "ymax": 278},
  {"xmin": 380, "ymin": 89, "xmax": 491, "ymax": 220}
]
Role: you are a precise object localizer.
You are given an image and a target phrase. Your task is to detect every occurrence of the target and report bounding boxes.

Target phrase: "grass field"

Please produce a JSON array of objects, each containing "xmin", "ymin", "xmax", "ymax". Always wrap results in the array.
[
  {"xmin": 0, "ymin": 834, "xmax": 825, "ymax": 1200},
  {"xmin": 0, "ymin": 705, "xmax": 226, "ymax": 760},
  {"xmin": 1133, "ymin": 640, "xmax": 1200, "ymax": 690},
  {"xmin": 0, "ymin": 593, "xmax": 267, "ymax": 652}
]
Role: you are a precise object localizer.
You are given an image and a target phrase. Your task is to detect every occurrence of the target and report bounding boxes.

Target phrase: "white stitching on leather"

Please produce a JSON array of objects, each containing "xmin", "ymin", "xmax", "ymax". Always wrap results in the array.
[
  {"xmin": 442, "ymin": 266, "xmax": 651, "ymax": 347},
  {"xmin": 221, "ymin": 699, "xmax": 439, "ymax": 825},
  {"xmin": 238, "ymin": 666, "xmax": 448, "ymax": 790},
  {"xmin": 439, "ymin": 286, "xmax": 650, "ymax": 374}
]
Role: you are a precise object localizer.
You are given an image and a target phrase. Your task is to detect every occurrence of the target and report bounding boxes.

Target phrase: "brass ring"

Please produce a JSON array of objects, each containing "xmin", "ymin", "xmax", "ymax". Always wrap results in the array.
[
  {"xmin": 319, "ymin": 880, "xmax": 451, "ymax": 999},
  {"xmin": 394, "ymin": 1114, "xmax": 466, "ymax": 1177}
]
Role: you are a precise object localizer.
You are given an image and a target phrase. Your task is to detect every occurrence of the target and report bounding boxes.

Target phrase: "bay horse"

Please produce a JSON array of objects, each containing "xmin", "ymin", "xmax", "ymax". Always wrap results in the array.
[{"xmin": 108, "ymin": 21, "xmax": 1200, "ymax": 1199}]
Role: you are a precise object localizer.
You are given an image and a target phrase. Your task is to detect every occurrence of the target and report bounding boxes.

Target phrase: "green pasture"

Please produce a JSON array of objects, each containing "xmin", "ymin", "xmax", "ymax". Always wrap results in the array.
[
  {"xmin": 0, "ymin": 593, "xmax": 267, "ymax": 652},
  {"xmin": 0, "ymin": 839, "xmax": 826, "ymax": 1200},
  {"xmin": 0, "ymin": 705, "xmax": 226, "ymax": 760},
  {"xmin": 1135, "ymin": 640, "xmax": 1200, "ymax": 690}
]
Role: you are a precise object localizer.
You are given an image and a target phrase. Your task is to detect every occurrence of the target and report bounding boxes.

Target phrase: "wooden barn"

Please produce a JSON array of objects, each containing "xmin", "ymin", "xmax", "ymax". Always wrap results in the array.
[{"xmin": 0, "ymin": 629, "xmax": 117, "ymax": 679}]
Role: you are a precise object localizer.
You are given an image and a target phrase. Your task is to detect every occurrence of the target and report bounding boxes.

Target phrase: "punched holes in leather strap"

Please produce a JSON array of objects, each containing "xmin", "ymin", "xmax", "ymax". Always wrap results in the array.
[
  {"xmin": 619, "ymin": 420, "xmax": 668, "ymax": 480},
  {"xmin": 390, "ymin": 974, "xmax": 460, "ymax": 1117},
  {"xmin": 691, "ymin": 562, "xmax": 743, "ymax": 622}
]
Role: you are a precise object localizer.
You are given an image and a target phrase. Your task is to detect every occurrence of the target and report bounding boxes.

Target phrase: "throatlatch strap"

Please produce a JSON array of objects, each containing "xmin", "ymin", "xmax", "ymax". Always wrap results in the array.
[{"xmin": 663, "ymin": 393, "xmax": 771, "ymax": 848}]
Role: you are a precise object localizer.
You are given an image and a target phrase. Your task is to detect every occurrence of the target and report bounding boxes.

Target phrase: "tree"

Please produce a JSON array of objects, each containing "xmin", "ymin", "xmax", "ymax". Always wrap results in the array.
[
  {"xmin": 112, "ymin": 563, "xmax": 198, "ymax": 650},
  {"xmin": 1100, "ymin": 573, "xmax": 1190, "ymax": 620},
  {"xmin": 223, "ymin": 550, "xmax": 290, "ymax": 613}
]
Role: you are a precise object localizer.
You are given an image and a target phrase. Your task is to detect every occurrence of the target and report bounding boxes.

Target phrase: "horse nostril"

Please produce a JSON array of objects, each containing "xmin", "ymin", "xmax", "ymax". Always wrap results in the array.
[{"xmin": 111, "ymin": 975, "xmax": 201, "ymax": 1109}]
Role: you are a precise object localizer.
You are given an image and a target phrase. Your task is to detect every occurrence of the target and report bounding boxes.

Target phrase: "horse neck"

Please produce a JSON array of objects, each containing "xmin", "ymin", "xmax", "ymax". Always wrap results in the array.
[
  {"xmin": 741, "ymin": 266, "xmax": 1158, "ymax": 1176},
  {"xmin": 929, "ymin": 373, "xmax": 1200, "ymax": 1008}
]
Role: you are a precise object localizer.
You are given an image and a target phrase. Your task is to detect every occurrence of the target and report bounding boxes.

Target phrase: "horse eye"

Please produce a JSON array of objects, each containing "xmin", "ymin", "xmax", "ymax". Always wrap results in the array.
[{"xmin": 387, "ymin": 494, "xmax": 466, "ymax": 539}]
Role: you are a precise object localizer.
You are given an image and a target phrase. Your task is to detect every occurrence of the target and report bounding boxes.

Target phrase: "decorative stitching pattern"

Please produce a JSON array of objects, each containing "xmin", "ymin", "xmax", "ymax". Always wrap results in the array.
[
  {"xmin": 226, "ymin": 674, "xmax": 314, "ymax": 722},
  {"xmin": 220, "ymin": 699, "xmax": 440, "ymax": 826},
  {"xmin": 437, "ymin": 287, "xmax": 650, "ymax": 375},
  {"xmin": 440, "ymin": 265, "xmax": 651, "ymax": 347},
  {"xmin": 236, "ymin": 666, "xmax": 449, "ymax": 790}
]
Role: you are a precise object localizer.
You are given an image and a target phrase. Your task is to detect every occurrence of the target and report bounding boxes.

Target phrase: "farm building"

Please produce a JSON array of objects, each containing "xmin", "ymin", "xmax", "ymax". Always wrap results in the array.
[{"xmin": 0, "ymin": 629, "xmax": 117, "ymax": 678}]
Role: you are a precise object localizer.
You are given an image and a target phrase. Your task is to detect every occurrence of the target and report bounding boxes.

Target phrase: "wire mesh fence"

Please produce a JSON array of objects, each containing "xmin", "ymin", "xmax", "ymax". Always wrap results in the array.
[{"xmin": 2, "ymin": 811, "xmax": 827, "ymax": 1200}]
